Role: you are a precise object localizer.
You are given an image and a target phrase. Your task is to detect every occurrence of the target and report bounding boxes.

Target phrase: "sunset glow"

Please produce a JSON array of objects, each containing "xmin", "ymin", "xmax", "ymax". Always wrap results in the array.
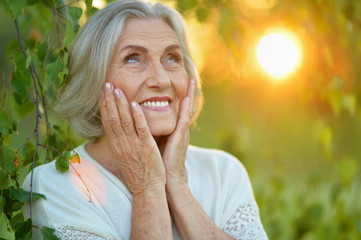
[{"xmin": 257, "ymin": 32, "xmax": 302, "ymax": 79}]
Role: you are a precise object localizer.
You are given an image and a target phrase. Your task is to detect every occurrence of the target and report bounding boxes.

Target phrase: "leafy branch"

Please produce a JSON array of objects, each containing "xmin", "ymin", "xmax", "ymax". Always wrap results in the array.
[
  {"xmin": 14, "ymin": 18, "xmax": 41, "ymax": 220},
  {"xmin": 0, "ymin": 0, "xmax": 85, "ymax": 238}
]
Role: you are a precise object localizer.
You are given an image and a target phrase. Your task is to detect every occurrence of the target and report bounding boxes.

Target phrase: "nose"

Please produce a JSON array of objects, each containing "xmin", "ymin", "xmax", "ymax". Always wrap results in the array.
[{"xmin": 145, "ymin": 61, "xmax": 171, "ymax": 90}]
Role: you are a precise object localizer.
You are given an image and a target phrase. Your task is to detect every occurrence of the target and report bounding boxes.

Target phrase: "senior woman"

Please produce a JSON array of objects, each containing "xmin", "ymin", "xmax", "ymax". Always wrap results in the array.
[{"xmin": 23, "ymin": 0, "xmax": 268, "ymax": 239}]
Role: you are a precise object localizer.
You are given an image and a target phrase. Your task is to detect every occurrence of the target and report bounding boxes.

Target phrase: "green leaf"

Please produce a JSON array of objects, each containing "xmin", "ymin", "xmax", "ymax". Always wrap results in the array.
[
  {"xmin": 21, "ymin": 142, "xmax": 35, "ymax": 166},
  {"xmin": 69, "ymin": 7, "xmax": 83, "ymax": 22},
  {"xmin": 9, "ymin": 188, "xmax": 46, "ymax": 203},
  {"xmin": 6, "ymin": 159, "xmax": 17, "ymax": 176},
  {"xmin": 2, "ymin": 134, "xmax": 11, "ymax": 146},
  {"xmin": 0, "ymin": 169, "xmax": 10, "ymax": 189},
  {"xmin": 45, "ymin": 81, "xmax": 57, "ymax": 101},
  {"xmin": 35, "ymin": 41, "xmax": 49, "ymax": 62},
  {"xmin": 14, "ymin": 218, "xmax": 32, "ymax": 240},
  {"xmin": 63, "ymin": 20, "xmax": 75, "ymax": 48},
  {"xmin": 0, "ymin": 109, "xmax": 11, "ymax": 134},
  {"xmin": 64, "ymin": 150, "xmax": 80, "ymax": 164},
  {"xmin": 46, "ymin": 60, "xmax": 65, "ymax": 82},
  {"xmin": 1, "ymin": 146, "xmax": 16, "ymax": 166},
  {"xmin": 55, "ymin": 156, "xmax": 69, "ymax": 173},
  {"xmin": 177, "ymin": 0, "xmax": 198, "ymax": 12},
  {"xmin": 0, "ymin": 195, "xmax": 6, "ymax": 213},
  {"xmin": 11, "ymin": 69, "xmax": 32, "ymax": 96},
  {"xmin": 41, "ymin": 226, "xmax": 60, "ymax": 240},
  {"xmin": 10, "ymin": 212, "xmax": 25, "ymax": 229},
  {"xmin": 8, "ymin": 0, "xmax": 27, "ymax": 18},
  {"xmin": 196, "ymin": 7, "xmax": 210, "ymax": 22},
  {"xmin": 11, "ymin": 99, "xmax": 34, "ymax": 118},
  {"xmin": 69, "ymin": 7, "xmax": 83, "ymax": 31},
  {"xmin": 13, "ymin": 91, "xmax": 29, "ymax": 105}
]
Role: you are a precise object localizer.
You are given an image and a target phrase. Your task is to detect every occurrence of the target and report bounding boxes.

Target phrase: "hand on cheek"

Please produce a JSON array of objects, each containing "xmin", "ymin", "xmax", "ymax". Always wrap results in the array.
[
  {"xmin": 99, "ymin": 82, "xmax": 166, "ymax": 194},
  {"xmin": 162, "ymin": 79, "xmax": 195, "ymax": 183}
]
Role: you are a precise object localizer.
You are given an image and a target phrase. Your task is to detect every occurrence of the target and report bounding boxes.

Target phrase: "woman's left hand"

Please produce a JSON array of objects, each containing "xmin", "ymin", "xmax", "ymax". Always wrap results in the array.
[{"xmin": 161, "ymin": 79, "xmax": 194, "ymax": 184}]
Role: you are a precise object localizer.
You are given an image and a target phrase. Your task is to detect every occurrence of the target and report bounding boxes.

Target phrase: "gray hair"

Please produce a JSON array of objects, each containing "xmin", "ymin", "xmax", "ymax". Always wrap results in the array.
[{"xmin": 55, "ymin": 0, "xmax": 203, "ymax": 140}]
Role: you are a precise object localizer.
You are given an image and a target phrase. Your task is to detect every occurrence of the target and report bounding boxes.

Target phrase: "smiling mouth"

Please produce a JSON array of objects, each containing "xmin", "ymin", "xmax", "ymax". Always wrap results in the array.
[{"xmin": 140, "ymin": 100, "xmax": 170, "ymax": 107}]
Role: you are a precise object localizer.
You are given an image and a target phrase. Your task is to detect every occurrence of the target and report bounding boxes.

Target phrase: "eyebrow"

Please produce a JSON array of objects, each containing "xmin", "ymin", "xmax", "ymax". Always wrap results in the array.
[
  {"xmin": 119, "ymin": 44, "xmax": 181, "ymax": 54},
  {"xmin": 164, "ymin": 44, "xmax": 181, "ymax": 52},
  {"xmin": 120, "ymin": 45, "xmax": 148, "ymax": 54}
]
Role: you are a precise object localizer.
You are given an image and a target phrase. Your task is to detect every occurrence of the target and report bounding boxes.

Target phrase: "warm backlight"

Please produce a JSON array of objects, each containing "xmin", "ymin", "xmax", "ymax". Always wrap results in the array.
[
  {"xmin": 257, "ymin": 32, "xmax": 301, "ymax": 79},
  {"xmin": 93, "ymin": 0, "xmax": 106, "ymax": 9}
]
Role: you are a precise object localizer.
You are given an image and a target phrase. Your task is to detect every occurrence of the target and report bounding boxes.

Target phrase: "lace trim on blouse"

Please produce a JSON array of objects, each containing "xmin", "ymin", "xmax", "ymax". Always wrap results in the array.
[
  {"xmin": 53, "ymin": 225, "xmax": 116, "ymax": 240},
  {"xmin": 223, "ymin": 203, "xmax": 268, "ymax": 240}
]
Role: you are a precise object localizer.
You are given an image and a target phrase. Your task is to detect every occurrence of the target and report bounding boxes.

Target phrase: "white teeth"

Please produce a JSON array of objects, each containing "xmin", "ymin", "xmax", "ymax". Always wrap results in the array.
[{"xmin": 140, "ymin": 101, "xmax": 169, "ymax": 107}]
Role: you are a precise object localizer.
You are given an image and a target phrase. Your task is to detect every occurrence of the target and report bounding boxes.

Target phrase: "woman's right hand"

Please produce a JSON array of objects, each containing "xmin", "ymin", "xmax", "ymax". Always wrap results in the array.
[{"xmin": 99, "ymin": 82, "xmax": 166, "ymax": 194}]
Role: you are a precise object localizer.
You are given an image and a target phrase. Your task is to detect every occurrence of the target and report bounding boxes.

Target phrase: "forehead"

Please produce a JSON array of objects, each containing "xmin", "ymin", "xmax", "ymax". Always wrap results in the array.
[{"xmin": 116, "ymin": 18, "xmax": 180, "ymax": 48}]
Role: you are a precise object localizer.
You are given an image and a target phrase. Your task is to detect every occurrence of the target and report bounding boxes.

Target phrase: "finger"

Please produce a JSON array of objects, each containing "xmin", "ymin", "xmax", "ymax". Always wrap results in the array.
[
  {"xmin": 187, "ymin": 79, "xmax": 195, "ymax": 119},
  {"xmin": 131, "ymin": 102, "xmax": 155, "ymax": 145},
  {"xmin": 114, "ymin": 88, "xmax": 137, "ymax": 138},
  {"xmin": 173, "ymin": 97, "xmax": 190, "ymax": 136},
  {"xmin": 103, "ymin": 82, "xmax": 124, "ymax": 138},
  {"xmin": 99, "ymin": 90, "xmax": 113, "ymax": 138}
]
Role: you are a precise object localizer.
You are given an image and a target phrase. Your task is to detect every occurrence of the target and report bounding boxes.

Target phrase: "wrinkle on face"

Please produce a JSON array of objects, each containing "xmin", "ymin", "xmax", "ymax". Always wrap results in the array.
[{"xmin": 106, "ymin": 18, "xmax": 189, "ymax": 137}]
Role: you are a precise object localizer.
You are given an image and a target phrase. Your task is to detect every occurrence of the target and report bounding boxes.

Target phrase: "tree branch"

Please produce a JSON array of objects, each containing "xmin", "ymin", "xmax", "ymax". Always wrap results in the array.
[
  {"xmin": 39, "ymin": 115, "xmax": 71, "ymax": 149},
  {"xmin": 14, "ymin": 18, "xmax": 41, "ymax": 220},
  {"xmin": 52, "ymin": 0, "xmax": 63, "ymax": 50}
]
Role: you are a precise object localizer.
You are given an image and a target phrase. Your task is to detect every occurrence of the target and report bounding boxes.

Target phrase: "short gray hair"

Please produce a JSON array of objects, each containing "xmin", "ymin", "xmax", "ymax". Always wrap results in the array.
[{"xmin": 55, "ymin": 0, "xmax": 203, "ymax": 140}]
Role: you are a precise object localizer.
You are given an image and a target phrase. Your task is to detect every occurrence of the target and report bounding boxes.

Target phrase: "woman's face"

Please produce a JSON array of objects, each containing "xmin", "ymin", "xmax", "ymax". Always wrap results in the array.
[{"xmin": 107, "ymin": 18, "xmax": 189, "ymax": 137}]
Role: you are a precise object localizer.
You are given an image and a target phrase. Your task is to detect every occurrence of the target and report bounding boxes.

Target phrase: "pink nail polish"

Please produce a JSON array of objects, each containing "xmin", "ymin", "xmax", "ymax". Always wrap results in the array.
[
  {"xmin": 114, "ymin": 89, "xmax": 121, "ymax": 97},
  {"xmin": 105, "ymin": 82, "xmax": 113, "ymax": 92},
  {"xmin": 132, "ymin": 102, "xmax": 138, "ymax": 108}
]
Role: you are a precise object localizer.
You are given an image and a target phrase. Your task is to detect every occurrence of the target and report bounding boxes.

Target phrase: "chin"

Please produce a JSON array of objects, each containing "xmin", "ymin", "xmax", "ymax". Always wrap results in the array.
[
  {"xmin": 148, "ymin": 123, "xmax": 175, "ymax": 137},
  {"xmin": 144, "ymin": 114, "xmax": 177, "ymax": 137}
]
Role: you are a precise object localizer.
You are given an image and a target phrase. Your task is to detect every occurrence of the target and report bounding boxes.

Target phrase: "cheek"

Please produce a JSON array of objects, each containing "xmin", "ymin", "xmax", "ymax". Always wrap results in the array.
[
  {"xmin": 108, "ymin": 69, "xmax": 140, "ymax": 101},
  {"xmin": 172, "ymin": 73, "xmax": 189, "ymax": 99}
]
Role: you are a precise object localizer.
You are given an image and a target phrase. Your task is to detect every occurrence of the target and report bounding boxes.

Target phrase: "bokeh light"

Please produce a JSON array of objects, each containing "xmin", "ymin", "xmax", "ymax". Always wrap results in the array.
[
  {"xmin": 257, "ymin": 32, "xmax": 302, "ymax": 80},
  {"xmin": 92, "ymin": 0, "xmax": 106, "ymax": 9}
]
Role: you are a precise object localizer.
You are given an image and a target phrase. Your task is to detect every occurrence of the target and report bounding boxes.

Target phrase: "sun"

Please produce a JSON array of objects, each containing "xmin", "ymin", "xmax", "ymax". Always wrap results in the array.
[{"xmin": 256, "ymin": 32, "xmax": 302, "ymax": 79}]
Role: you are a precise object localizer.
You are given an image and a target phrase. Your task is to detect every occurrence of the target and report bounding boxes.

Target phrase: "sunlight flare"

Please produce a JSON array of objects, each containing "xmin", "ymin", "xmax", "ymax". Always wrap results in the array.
[
  {"xmin": 93, "ymin": 0, "xmax": 106, "ymax": 9},
  {"xmin": 257, "ymin": 32, "xmax": 302, "ymax": 79}
]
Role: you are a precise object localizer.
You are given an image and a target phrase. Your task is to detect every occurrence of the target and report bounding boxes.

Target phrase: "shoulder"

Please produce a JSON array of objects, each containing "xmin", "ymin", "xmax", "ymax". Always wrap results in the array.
[
  {"xmin": 22, "ymin": 144, "xmax": 87, "ymax": 193},
  {"xmin": 186, "ymin": 145, "xmax": 247, "ymax": 175},
  {"xmin": 22, "ymin": 161, "xmax": 58, "ymax": 193}
]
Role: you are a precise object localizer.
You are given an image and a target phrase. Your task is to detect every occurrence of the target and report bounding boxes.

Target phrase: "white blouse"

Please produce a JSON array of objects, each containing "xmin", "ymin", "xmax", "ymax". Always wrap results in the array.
[{"xmin": 23, "ymin": 144, "xmax": 268, "ymax": 239}]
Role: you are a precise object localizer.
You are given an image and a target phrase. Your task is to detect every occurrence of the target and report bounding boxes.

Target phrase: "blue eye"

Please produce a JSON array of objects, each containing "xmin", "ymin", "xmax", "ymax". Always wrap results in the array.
[
  {"xmin": 168, "ymin": 58, "xmax": 175, "ymax": 63},
  {"xmin": 127, "ymin": 58, "xmax": 138, "ymax": 63}
]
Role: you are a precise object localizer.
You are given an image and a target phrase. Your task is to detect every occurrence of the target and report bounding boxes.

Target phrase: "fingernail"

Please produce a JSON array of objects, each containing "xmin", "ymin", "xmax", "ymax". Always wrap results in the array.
[
  {"xmin": 131, "ymin": 102, "xmax": 138, "ymax": 109},
  {"xmin": 114, "ymin": 88, "xmax": 121, "ymax": 98},
  {"xmin": 105, "ymin": 82, "xmax": 113, "ymax": 92},
  {"xmin": 192, "ymin": 79, "xmax": 195, "ymax": 88}
]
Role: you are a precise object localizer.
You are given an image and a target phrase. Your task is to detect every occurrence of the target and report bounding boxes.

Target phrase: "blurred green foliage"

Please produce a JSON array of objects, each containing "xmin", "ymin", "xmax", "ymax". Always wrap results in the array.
[{"xmin": 0, "ymin": 0, "xmax": 361, "ymax": 239}]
